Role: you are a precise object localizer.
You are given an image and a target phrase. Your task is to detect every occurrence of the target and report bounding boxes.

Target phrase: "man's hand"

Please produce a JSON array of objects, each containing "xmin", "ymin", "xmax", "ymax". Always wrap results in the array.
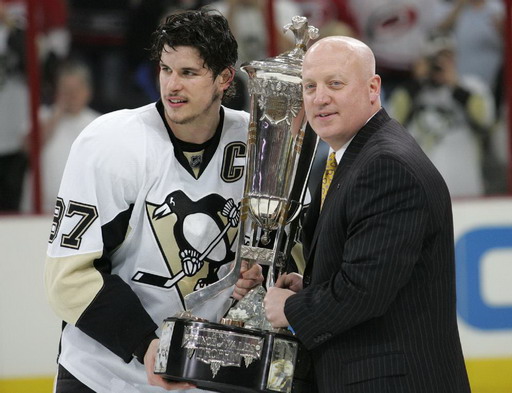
[
  {"xmin": 144, "ymin": 339, "xmax": 196, "ymax": 390},
  {"xmin": 274, "ymin": 273, "xmax": 303, "ymax": 292},
  {"xmin": 264, "ymin": 287, "xmax": 295, "ymax": 328},
  {"xmin": 232, "ymin": 260, "xmax": 264, "ymax": 300}
]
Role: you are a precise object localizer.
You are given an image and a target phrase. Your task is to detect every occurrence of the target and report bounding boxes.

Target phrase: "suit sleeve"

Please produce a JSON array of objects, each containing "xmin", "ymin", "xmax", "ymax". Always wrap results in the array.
[
  {"xmin": 285, "ymin": 156, "xmax": 429, "ymax": 350},
  {"xmin": 44, "ymin": 116, "xmax": 158, "ymax": 362}
]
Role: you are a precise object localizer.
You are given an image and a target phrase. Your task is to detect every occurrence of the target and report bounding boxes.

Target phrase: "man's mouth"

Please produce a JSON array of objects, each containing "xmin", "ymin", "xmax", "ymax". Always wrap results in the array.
[{"xmin": 169, "ymin": 98, "xmax": 187, "ymax": 104}]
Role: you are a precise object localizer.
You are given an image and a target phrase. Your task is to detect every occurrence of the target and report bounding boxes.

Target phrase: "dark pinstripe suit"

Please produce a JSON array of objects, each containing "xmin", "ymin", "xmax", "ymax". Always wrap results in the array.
[{"xmin": 285, "ymin": 109, "xmax": 471, "ymax": 393}]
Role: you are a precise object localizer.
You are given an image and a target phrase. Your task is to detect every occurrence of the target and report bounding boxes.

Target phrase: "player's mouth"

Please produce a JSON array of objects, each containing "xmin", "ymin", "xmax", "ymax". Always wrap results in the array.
[{"xmin": 167, "ymin": 97, "xmax": 188, "ymax": 107}]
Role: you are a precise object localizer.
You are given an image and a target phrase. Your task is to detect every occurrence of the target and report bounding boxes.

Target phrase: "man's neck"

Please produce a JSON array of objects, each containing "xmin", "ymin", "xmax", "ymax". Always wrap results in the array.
[{"xmin": 166, "ymin": 108, "xmax": 221, "ymax": 144}]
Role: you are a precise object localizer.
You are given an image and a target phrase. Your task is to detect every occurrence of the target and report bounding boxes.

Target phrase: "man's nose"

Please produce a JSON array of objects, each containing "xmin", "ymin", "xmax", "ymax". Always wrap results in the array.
[
  {"xmin": 313, "ymin": 85, "xmax": 330, "ymax": 105},
  {"xmin": 166, "ymin": 72, "xmax": 183, "ymax": 91}
]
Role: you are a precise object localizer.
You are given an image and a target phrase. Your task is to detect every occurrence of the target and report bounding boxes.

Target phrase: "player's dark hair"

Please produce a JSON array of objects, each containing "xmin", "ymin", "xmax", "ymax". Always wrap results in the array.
[{"xmin": 150, "ymin": 8, "xmax": 238, "ymax": 102}]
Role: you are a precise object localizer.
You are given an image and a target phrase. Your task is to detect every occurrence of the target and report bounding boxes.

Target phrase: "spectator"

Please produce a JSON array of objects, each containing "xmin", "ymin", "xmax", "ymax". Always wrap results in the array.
[
  {"xmin": 388, "ymin": 35, "xmax": 495, "ymax": 198},
  {"xmin": 333, "ymin": 0, "xmax": 448, "ymax": 102},
  {"xmin": 39, "ymin": 60, "xmax": 100, "ymax": 213},
  {"xmin": 437, "ymin": 0, "xmax": 504, "ymax": 109},
  {"xmin": 0, "ymin": 0, "xmax": 70, "ymax": 213},
  {"xmin": 67, "ymin": 0, "xmax": 131, "ymax": 112},
  {"xmin": 39, "ymin": 0, "xmax": 70, "ymax": 104},
  {"xmin": 0, "ymin": 0, "xmax": 29, "ymax": 213},
  {"xmin": 437, "ymin": 0, "xmax": 505, "ymax": 194}
]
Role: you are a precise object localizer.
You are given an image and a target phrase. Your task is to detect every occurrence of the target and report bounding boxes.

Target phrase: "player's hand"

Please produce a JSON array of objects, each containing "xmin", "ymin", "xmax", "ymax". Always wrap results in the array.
[
  {"xmin": 232, "ymin": 260, "xmax": 264, "ymax": 300},
  {"xmin": 144, "ymin": 339, "xmax": 196, "ymax": 390},
  {"xmin": 274, "ymin": 273, "xmax": 303, "ymax": 293}
]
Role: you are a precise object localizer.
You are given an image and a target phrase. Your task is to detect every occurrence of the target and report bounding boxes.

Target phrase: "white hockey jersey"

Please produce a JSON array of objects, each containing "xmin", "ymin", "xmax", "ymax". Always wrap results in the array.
[{"xmin": 45, "ymin": 102, "xmax": 249, "ymax": 392}]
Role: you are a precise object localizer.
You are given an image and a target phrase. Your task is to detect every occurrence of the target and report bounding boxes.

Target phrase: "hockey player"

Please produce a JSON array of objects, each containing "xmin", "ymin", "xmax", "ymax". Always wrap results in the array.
[{"xmin": 44, "ymin": 9, "xmax": 263, "ymax": 392}]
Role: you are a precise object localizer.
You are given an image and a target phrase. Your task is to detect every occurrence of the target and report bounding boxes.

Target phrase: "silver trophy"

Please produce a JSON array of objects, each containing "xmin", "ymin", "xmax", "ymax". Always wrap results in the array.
[{"xmin": 154, "ymin": 16, "xmax": 319, "ymax": 393}]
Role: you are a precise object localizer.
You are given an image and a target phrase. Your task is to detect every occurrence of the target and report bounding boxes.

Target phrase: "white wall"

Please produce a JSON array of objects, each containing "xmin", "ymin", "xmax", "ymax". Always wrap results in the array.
[
  {"xmin": 0, "ymin": 215, "xmax": 60, "ymax": 378},
  {"xmin": 1, "ymin": 198, "xmax": 512, "ymax": 378}
]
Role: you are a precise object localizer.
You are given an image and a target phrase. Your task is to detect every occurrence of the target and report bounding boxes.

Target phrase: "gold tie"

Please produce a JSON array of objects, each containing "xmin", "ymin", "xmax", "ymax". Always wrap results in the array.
[{"xmin": 321, "ymin": 152, "xmax": 337, "ymax": 208}]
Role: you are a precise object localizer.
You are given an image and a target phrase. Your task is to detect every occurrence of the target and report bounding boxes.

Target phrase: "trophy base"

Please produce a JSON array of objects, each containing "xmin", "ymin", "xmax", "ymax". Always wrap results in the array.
[{"xmin": 155, "ymin": 318, "xmax": 314, "ymax": 393}]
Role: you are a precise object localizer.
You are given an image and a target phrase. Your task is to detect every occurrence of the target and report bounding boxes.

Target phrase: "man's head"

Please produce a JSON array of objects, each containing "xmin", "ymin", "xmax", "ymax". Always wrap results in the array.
[
  {"xmin": 55, "ymin": 61, "xmax": 93, "ymax": 115},
  {"xmin": 150, "ymin": 8, "xmax": 238, "ymax": 102},
  {"xmin": 302, "ymin": 36, "xmax": 381, "ymax": 150},
  {"xmin": 419, "ymin": 34, "xmax": 456, "ymax": 87}
]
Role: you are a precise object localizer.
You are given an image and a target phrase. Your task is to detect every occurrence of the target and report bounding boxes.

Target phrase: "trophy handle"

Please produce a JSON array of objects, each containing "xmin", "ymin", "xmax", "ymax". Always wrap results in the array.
[{"xmin": 183, "ymin": 219, "xmax": 250, "ymax": 312}]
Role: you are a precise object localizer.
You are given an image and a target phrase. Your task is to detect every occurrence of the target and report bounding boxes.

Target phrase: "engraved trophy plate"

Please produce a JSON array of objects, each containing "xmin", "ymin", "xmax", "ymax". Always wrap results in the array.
[
  {"xmin": 154, "ymin": 320, "xmax": 175, "ymax": 373},
  {"xmin": 156, "ymin": 317, "xmax": 312, "ymax": 393},
  {"xmin": 266, "ymin": 339, "xmax": 298, "ymax": 393},
  {"xmin": 155, "ymin": 16, "xmax": 319, "ymax": 393}
]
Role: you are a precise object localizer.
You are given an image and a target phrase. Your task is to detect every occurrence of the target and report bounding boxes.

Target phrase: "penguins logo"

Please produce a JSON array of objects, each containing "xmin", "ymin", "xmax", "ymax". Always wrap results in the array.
[{"xmin": 133, "ymin": 190, "xmax": 240, "ymax": 301}]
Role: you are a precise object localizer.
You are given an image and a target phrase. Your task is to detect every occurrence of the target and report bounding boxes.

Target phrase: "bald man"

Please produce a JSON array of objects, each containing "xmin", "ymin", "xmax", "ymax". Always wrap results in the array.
[{"xmin": 264, "ymin": 37, "xmax": 471, "ymax": 393}]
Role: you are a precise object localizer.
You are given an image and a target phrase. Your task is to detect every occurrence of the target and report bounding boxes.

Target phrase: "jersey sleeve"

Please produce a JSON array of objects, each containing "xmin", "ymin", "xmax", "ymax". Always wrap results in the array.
[{"xmin": 44, "ymin": 112, "xmax": 158, "ymax": 362}]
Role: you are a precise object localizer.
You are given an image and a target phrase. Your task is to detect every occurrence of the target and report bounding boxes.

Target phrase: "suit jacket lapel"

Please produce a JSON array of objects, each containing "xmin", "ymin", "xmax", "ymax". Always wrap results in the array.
[{"xmin": 304, "ymin": 108, "xmax": 391, "ymax": 263}]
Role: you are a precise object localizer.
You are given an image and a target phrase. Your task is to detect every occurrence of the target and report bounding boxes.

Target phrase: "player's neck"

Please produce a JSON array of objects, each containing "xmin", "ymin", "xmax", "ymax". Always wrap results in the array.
[{"xmin": 167, "ymin": 108, "xmax": 221, "ymax": 144}]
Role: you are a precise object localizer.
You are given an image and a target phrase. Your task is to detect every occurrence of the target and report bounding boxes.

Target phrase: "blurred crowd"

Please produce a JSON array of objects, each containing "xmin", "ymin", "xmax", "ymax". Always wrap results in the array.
[{"xmin": 0, "ymin": 0, "xmax": 509, "ymax": 214}]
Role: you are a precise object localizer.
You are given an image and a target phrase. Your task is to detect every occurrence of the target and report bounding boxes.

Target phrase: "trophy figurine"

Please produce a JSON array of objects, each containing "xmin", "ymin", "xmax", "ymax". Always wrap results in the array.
[{"xmin": 154, "ymin": 16, "xmax": 319, "ymax": 393}]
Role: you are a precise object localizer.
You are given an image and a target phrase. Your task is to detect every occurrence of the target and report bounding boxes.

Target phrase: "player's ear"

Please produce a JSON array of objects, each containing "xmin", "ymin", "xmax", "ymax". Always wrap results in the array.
[{"xmin": 219, "ymin": 67, "xmax": 235, "ymax": 88}]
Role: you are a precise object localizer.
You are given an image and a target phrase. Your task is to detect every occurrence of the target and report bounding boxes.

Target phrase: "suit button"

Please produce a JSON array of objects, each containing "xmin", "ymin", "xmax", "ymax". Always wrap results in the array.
[
  {"xmin": 303, "ymin": 275, "xmax": 311, "ymax": 286},
  {"xmin": 313, "ymin": 332, "xmax": 333, "ymax": 344}
]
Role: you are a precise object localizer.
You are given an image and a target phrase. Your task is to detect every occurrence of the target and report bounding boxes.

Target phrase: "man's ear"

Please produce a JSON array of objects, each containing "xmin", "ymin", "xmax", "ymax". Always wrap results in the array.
[
  {"xmin": 219, "ymin": 67, "xmax": 235, "ymax": 88},
  {"xmin": 369, "ymin": 74, "xmax": 381, "ymax": 103}
]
